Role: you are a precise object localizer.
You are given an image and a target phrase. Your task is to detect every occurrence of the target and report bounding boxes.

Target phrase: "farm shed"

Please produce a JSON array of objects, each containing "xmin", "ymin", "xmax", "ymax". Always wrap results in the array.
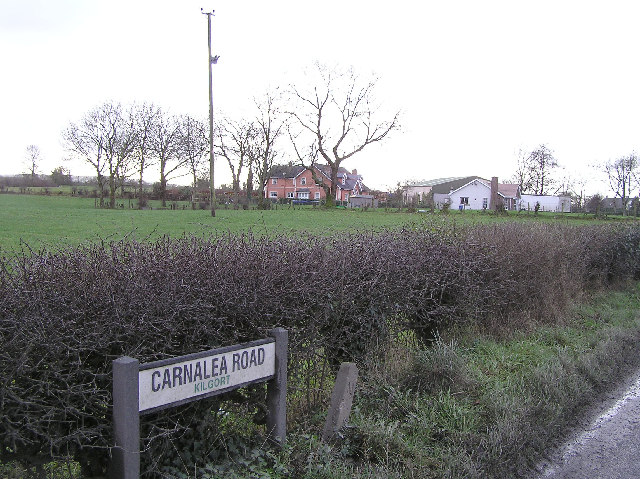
[{"xmin": 348, "ymin": 194, "xmax": 378, "ymax": 208}]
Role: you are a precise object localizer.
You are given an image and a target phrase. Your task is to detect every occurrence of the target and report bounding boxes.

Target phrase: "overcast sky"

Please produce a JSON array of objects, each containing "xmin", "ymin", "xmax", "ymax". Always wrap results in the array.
[{"xmin": 2, "ymin": 0, "xmax": 639, "ymax": 195}]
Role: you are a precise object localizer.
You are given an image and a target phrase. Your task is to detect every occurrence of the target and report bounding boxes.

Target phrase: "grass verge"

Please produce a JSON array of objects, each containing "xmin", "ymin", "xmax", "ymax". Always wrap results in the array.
[{"xmin": 275, "ymin": 282, "xmax": 640, "ymax": 479}]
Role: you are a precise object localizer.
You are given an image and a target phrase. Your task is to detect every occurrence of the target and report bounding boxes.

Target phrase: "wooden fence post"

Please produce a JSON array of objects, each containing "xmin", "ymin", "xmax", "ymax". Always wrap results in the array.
[{"xmin": 266, "ymin": 328, "xmax": 288, "ymax": 445}]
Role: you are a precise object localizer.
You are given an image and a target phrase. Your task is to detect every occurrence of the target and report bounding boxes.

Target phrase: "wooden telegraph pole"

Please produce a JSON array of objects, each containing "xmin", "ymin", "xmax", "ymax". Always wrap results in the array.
[{"xmin": 202, "ymin": 9, "xmax": 219, "ymax": 217}]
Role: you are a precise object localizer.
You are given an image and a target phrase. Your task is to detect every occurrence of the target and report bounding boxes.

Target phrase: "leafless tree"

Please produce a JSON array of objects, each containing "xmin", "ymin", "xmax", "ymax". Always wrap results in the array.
[
  {"xmin": 63, "ymin": 108, "xmax": 107, "ymax": 206},
  {"xmin": 556, "ymin": 171, "xmax": 587, "ymax": 210},
  {"xmin": 288, "ymin": 63, "xmax": 400, "ymax": 206},
  {"xmin": 250, "ymin": 92, "xmax": 285, "ymax": 209},
  {"xmin": 100, "ymin": 103, "xmax": 138, "ymax": 208},
  {"xmin": 63, "ymin": 103, "xmax": 138, "ymax": 208},
  {"xmin": 149, "ymin": 109, "xmax": 185, "ymax": 207},
  {"xmin": 512, "ymin": 144, "xmax": 558, "ymax": 195},
  {"xmin": 132, "ymin": 102, "xmax": 160, "ymax": 205},
  {"xmin": 216, "ymin": 116, "xmax": 255, "ymax": 209},
  {"xmin": 527, "ymin": 144, "xmax": 559, "ymax": 195},
  {"xmin": 604, "ymin": 153, "xmax": 638, "ymax": 215},
  {"xmin": 178, "ymin": 115, "xmax": 209, "ymax": 209},
  {"xmin": 511, "ymin": 148, "xmax": 534, "ymax": 194},
  {"xmin": 24, "ymin": 145, "xmax": 41, "ymax": 181}
]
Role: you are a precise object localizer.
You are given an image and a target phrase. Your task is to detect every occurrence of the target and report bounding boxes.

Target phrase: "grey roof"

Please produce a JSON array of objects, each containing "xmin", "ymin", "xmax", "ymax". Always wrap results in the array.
[
  {"xmin": 498, "ymin": 183, "xmax": 519, "ymax": 198},
  {"xmin": 316, "ymin": 164, "xmax": 352, "ymax": 178},
  {"xmin": 269, "ymin": 164, "xmax": 305, "ymax": 178},
  {"xmin": 408, "ymin": 177, "xmax": 467, "ymax": 187},
  {"xmin": 427, "ymin": 176, "xmax": 487, "ymax": 194},
  {"xmin": 341, "ymin": 179, "xmax": 359, "ymax": 191}
]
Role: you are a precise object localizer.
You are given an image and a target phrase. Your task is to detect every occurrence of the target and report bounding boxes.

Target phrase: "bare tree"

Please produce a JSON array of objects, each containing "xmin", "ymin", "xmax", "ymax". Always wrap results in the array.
[
  {"xmin": 556, "ymin": 171, "xmax": 587, "ymax": 210},
  {"xmin": 511, "ymin": 148, "xmax": 534, "ymax": 194},
  {"xmin": 512, "ymin": 145, "xmax": 559, "ymax": 195},
  {"xmin": 63, "ymin": 103, "xmax": 138, "ymax": 208},
  {"xmin": 133, "ymin": 102, "xmax": 160, "ymax": 205},
  {"xmin": 288, "ymin": 63, "xmax": 400, "ymax": 206},
  {"xmin": 216, "ymin": 116, "xmax": 255, "ymax": 209},
  {"xmin": 149, "ymin": 109, "xmax": 185, "ymax": 207},
  {"xmin": 178, "ymin": 115, "xmax": 209, "ymax": 209},
  {"xmin": 63, "ymin": 108, "xmax": 107, "ymax": 206},
  {"xmin": 24, "ymin": 145, "xmax": 41, "ymax": 182},
  {"xmin": 605, "ymin": 153, "xmax": 638, "ymax": 215},
  {"xmin": 251, "ymin": 92, "xmax": 285, "ymax": 209},
  {"xmin": 100, "ymin": 103, "xmax": 138, "ymax": 208},
  {"xmin": 527, "ymin": 144, "xmax": 559, "ymax": 195}
]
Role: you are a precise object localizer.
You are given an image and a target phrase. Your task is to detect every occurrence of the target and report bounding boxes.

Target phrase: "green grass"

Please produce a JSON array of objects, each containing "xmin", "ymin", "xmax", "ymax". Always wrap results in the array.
[
  {"xmin": 333, "ymin": 284, "xmax": 640, "ymax": 478},
  {"xmin": 2, "ymin": 193, "xmax": 636, "ymax": 253},
  {"xmin": 0, "ymin": 194, "xmax": 414, "ymax": 252}
]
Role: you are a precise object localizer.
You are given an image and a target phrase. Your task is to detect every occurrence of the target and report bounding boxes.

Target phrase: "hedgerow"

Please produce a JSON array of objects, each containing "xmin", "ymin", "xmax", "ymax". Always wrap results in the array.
[{"xmin": 1, "ymin": 221, "xmax": 639, "ymax": 477}]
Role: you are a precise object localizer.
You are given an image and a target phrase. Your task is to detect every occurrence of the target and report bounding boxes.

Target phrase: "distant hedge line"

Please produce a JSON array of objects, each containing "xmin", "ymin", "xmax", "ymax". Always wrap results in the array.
[{"xmin": 1, "ymin": 221, "xmax": 639, "ymax": 477}]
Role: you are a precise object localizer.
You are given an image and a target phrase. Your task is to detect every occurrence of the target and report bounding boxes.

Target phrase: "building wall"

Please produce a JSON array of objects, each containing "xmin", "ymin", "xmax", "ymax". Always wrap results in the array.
[
  {"xmin": 433, "ymin": 193, "xmax": 450, "ymax": 208},
  {"xmin": 520, "ymin": 194, "xmax": 571, "ymax": 212},
  {"xmin": 451, "ymin": 181, "xmax": 491, "ymax": 210},
  {"xmin": 264, "ymin": 167, "xmax": 360, "ymax": 202},
  {"xmin": 265, "ymin": 170, "xmax": 326, "ymax": 200},
  {"xmin": 404, "ymin": 185, "xmax": 432, "ymax": 204},
  {"xmin": 348, "ymin": 195, "xmax": 378, "ymax": 208}
]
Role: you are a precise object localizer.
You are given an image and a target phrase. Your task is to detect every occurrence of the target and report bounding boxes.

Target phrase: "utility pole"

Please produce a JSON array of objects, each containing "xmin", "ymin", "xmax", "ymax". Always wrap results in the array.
[{"xmin": 202, "ymin": 9, "xmax": 219, "ymax": 217}]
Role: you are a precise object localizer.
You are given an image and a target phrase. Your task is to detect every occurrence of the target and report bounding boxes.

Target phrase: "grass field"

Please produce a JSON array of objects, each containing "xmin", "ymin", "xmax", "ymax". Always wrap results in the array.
[
  {"xmin": 0, "ymin": 193, "xmax": 634, "ymax": 253},
  {"xmin": 0, "ymin": 194, "xmax": 427, "ymax": 252}
]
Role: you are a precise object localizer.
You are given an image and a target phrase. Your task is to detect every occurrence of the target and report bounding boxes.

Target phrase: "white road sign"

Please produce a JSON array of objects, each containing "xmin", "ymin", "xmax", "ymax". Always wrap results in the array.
[{"xmin": 138, "ymin": 340, "xmax": 275, "ymax": 412}]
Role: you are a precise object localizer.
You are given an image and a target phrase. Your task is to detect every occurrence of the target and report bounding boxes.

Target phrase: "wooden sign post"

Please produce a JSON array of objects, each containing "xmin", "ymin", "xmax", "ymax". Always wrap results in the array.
[{"xmin": 110, "ymin": 328, "xmax": 287, "ymax": 479}]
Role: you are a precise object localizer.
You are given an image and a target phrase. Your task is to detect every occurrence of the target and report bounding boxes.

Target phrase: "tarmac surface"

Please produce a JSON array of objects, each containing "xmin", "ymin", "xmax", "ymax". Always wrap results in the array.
[{"xmin": 534, "ymin": 372, "xmax": 640, "ymax": 479}]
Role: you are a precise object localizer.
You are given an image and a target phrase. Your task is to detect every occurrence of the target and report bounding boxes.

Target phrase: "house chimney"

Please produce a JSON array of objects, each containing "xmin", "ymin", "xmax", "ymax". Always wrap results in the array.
[
  {"xmin": 352, "ymin": 169, "xmax": 358, "ymax": 176},
  {"xmin": 489, "ymin": 177, "xmax": 499, "ymax": 211}
]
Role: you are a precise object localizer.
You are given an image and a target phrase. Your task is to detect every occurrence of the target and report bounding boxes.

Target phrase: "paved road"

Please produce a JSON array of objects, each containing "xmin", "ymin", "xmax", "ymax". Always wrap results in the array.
[{"xmin": 535, "ymin": 374, "xmax": 640, "ymax": 479}]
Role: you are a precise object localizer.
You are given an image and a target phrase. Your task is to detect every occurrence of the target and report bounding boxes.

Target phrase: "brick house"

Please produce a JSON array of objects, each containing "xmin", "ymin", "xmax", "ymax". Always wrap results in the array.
[{"xmin": 265, "ymin": 164, "xmax": 366, "ymax": 203}]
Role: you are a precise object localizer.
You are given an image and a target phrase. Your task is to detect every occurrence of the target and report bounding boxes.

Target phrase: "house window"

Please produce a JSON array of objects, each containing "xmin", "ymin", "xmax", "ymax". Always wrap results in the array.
[
  {"xmin": 482, "ymin": 198, "xmax": 488, "ymax": 209},
  {"xmin": 298, "ymin": 192, "xmax": 309, "ymax": 199},
  {"xmin": 272, "ymin": 178, "xmax": 277, "ymax": 185},
  {"xmin": 460, "ymin": 197, "xmax": 469, "ymax": 205},
  {"xmin": 286, "ymin": 192, "xmax": 294, "ymax": 198},
  {"xmin": 341, "ymin": 177, "xmax": 346, "ymax": 185},
  {"xmin": 301, "ymin": 177, "xmax": 307, "ymax": 185},
  {"xmin": 315, "ymin": 192, "xmax": 320, "ymax": 199},
  {"xmin": 269, "ymin": 191, "xmax": 278, "ymax": 198}
]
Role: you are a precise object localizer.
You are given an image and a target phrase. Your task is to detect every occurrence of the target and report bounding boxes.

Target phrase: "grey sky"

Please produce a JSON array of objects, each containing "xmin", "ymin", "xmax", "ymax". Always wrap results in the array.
[{"xmin": 1, "ymin": 0, "xmax": 639, "ymax": 194}]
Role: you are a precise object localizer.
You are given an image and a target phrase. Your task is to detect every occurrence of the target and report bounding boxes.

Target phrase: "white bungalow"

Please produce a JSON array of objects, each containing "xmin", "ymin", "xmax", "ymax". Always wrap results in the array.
[{"xmin": 448, "ymin": 178, "xmax": 521, "ymax": 211}]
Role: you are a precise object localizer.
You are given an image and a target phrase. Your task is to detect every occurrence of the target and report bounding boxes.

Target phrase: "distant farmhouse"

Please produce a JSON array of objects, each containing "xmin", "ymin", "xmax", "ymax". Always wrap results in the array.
[
  {"xmin": 404, "ymin": 176, "xmax": 570, "ymax": 212},
  {"xmin": 265, "ymin": 164, "xmax": 366, "ymax": 203}
]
